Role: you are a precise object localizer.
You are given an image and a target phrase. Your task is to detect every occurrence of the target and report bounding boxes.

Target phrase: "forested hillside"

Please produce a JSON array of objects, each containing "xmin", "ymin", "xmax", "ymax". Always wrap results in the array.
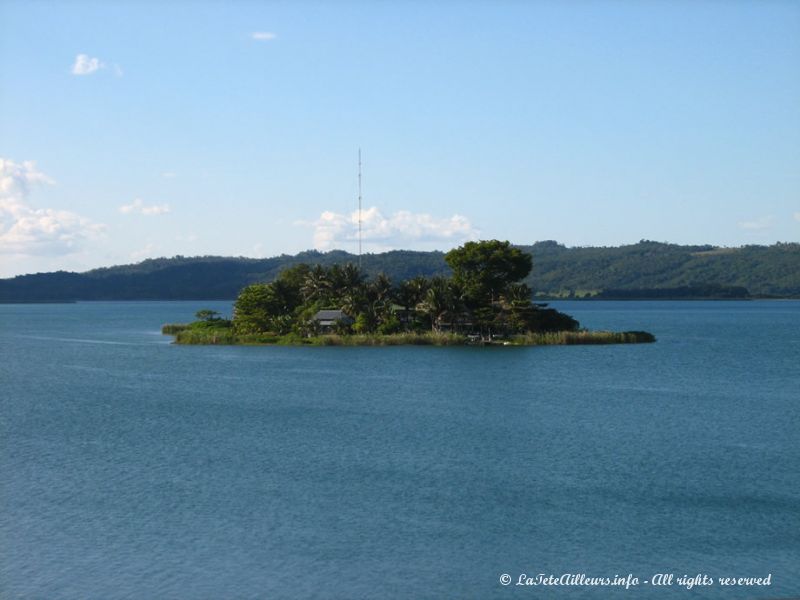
[
  {"xmin": 1, "ymin": 241, "xmax": 798, "ymax": 302},
  {"xmin": 520, "ymin": 241, "xmax": 800, "ymax": 298}
]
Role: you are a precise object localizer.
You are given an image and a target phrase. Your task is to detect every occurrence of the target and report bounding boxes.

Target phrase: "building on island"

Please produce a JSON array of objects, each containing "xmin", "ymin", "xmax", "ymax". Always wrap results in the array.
[{"xmin": 313, "ymin": 309, "xmax": 354, "ymax": 333}]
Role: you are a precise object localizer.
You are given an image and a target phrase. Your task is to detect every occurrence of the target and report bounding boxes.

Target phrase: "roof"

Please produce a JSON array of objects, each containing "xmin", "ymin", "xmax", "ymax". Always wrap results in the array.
[{"xmin": 313, "ymin": 309, "xmax": 352, "ymax": 321}]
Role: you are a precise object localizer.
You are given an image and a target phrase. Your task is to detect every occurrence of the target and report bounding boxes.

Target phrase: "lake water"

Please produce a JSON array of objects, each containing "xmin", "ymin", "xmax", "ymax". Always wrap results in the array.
[{"xmin": 1, "ymin": 301, "xmax": 798, "ymax": 599}]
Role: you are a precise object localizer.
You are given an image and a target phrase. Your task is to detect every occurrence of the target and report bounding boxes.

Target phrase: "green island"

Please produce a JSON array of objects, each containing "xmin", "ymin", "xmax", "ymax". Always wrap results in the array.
[{"xmin": 162, "ymin": 240, "xmax": 656, "ymax": 347}]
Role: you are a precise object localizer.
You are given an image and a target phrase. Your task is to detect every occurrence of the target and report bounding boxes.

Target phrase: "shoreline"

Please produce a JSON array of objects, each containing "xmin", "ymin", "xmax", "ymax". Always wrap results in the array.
[{"xmin": 162, "ymin": 325, "xmax": 656, "ymax": 347}]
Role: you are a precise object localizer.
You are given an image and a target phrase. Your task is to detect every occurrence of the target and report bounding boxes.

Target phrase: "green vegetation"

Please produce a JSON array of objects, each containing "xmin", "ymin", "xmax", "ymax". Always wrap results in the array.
[
  {"xmin": 173, "ymin": 329, "xmax": 469, "ymax": 346},
  {"xmin": 523, "ymin": 240, "xmax": 799, "ymax": 298},
  {"xmin": 3, "ymin": 241, "xmax": 798, "ymax": 302},
  {"xmin": 195, "ymin": 309, "xmax": 223, "ymax": 322},
  {"xmin": 162, "ymin": 311, "xmax": 233, "ymax": 340},
  {"xmin": 161, "ymin": 323, "xmax": 191, "ymax": 335},
  {"xmin": 167, "ymin": 327, "xmax": 655, "ymax": 347},
  {"xmin": 162, "ymin": 241, "xmax": 655, "ymax": 347},
  {"xmin": 515, "ymin": 330, "xmax": 656, "ymax": 345}
]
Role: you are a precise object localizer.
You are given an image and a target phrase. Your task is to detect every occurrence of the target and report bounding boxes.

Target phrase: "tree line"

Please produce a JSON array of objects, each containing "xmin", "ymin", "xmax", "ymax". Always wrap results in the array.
[{"xmin": 3, "ymin": 241, "xmax": 798, "ymax": 303}]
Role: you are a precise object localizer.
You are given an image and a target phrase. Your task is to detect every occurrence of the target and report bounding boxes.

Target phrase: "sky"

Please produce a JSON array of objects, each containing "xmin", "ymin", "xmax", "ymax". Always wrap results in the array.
[{"xmin": 1, "ymin": 0, "xmax": 799, "ymax": 277}]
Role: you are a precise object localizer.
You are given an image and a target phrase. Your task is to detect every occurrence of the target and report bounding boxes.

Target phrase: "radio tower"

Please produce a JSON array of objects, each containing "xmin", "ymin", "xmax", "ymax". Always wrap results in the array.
[{"xmin": 357, "ymin": 148, "xmax": 362, "ymax": 269}]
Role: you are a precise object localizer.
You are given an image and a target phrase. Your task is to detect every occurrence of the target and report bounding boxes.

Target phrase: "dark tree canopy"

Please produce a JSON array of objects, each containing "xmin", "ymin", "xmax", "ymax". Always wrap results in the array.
[
  {"xmin": 222, "ymin": 243, "xmax": 580, "ymax": 340},
  {"xmin": 232, "ymin": 284, "xmax": 278, "ymax": 334},
  {"xmin": 445, "ymin": 240, "xmax": 533, "ymax": 305},
  {"xmin": 195, "ymin": 309, "xmax": 220, "ymax": 322}
]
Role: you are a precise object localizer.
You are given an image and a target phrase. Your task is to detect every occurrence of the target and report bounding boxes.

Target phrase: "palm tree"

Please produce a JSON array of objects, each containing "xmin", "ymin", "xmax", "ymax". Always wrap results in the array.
[
  {"xmin": 417, "ymin": 278, "xmax": 453, "ymax": 332},
  {"xmin": 327, "ymin": 263, "xmax": 364, "ymax": 300},
  {"xmin": 340, "ymin": 289, "xmax": 364, "ymax": 318},
  {"xmin": 367, "ymin": 273, "xmax": 394, "ymax": 325},
  {"xmin": 302, "ymin": 265, "xmax": 330, "ymax": 304},
  {"xmin": 407, "ymin": 276, "xmax": 430, "ymax": 304},
  {"xmin": 339, "ymin": 263, "xmax": 365, "ymax": 294},
  {"xmin": 370, "ymin": 273, "xmax": 393, "ymax": 303}
]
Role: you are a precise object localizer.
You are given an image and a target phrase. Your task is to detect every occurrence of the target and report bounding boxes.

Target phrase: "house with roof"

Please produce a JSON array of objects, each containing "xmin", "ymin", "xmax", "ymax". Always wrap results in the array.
[{"xmin": 312, "ymin": 309, "xmax": 354, "ymax": 333}]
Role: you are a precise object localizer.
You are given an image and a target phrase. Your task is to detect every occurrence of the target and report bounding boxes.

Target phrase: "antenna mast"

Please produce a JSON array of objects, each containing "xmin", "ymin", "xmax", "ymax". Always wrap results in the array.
[{"xmin": 358, "ymin": 148, "xmax": 362, "ymax": 269}]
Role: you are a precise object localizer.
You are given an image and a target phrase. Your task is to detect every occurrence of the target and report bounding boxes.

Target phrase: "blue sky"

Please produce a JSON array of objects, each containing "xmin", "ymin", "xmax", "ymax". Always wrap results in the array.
[{"xmin": 1, "ymin": 0, "xmax": 798, "ymax": 277}]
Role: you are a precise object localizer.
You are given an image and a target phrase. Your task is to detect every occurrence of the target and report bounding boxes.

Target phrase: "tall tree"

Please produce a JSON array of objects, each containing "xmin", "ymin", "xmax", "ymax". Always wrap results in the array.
[
  {"xmin": 233, "ymin": 284, "xmax": 279, "ymax": 334},
  {"xmin": 302, "ymin": 265, "xmax": 331, "ymax": 304},
  {"xmin": 370, "ymin": 273, "xmax": 393, "ymax": 303},
  {"xmin": 417, "ymin": 277, "xmax": 456, "ymax": 332},
  {"xmin": 445, "ymin": 240, "xmax": 532, "ymax": 306},
  {"xmin": 329, "ymin": 263, "xmax": 365, "ymax": 301}
]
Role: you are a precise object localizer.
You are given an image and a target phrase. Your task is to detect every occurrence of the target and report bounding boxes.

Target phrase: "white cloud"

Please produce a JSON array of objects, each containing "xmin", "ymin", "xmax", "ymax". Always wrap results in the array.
[
  {"xmin": 0, "ymin": 158, "xmax": 105, "ymax": 256},
  {"xmin": 251, "ymin": 32, "xmax": 277, "ymax": 41},
  {"xmin": 71, "ymin": 54, "xmax": 105, "ymax": 75},
  {"xmin": 738, "ymin": 215, "xmax": 774, "ymax": 231},
  {"xmin": 119, "ymin": 198, "xmax": 171, "ymax": 216},
  {"xmin": 0, "ymin": 158, "xmax": 53, "ymax": 196},
  {"xmin": 794, "ymin": 212, "xmax": 800, "ymax": 223},
  {"xmin": 298, "ymin": 206, "xmax": 479, "ymax": 251},
  {"xmin": 161, "ymin": 171, "xmax": 177, "ymax": 179}
]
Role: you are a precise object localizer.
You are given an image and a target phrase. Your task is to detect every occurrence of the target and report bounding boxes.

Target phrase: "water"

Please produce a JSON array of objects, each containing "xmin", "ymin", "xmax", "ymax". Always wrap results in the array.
[{"xmin": 1, "ymin": 301, "xmax": 798, "ymax": 599}]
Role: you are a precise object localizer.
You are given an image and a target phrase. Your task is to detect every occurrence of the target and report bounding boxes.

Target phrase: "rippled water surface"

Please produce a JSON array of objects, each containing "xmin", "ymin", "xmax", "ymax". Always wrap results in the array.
[{"xmin": 1, "ymin": 301, "xmax": 799, "ymax": 599}]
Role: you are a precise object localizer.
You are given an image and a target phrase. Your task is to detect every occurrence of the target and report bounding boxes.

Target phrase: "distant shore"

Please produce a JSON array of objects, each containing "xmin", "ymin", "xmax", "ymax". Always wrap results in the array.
[
  {"xmin": 2, "ymin": 241, "xmax": 798, "ymax": 303},
  {"xmin": 9, "ymin": 297, "xmax": 800, "ymax": 305}
]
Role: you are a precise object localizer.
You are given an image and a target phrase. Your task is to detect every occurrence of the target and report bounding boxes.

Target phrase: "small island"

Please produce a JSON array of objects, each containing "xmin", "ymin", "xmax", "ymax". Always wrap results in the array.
[{"xmin": 162, "ymin": 241, "xmax": 655, "ymax": 347}]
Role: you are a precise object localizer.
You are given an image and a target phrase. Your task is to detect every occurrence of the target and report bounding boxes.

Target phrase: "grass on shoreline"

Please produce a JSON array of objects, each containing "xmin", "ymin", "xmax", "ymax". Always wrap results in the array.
[
  {"xmin": 161, "ymin": 323, "xmax": 655, "ymax": 346},
  {"xmin": 516, "ymin": 330, "xmax": 656, "ymax": 345},
  {"xmin": 161, "ymin": 323, "xmax": 191, "ymax": 335}
]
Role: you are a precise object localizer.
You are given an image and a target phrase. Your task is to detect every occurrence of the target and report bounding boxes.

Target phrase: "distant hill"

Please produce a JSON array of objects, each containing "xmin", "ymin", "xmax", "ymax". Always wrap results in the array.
[
  {"xmin": 518, "ymin": 241, "xmax": 800, "ymax": 298},
  {"xmin": 1, "ymin": 241, "xmax": 798, "ymax": 302}
]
